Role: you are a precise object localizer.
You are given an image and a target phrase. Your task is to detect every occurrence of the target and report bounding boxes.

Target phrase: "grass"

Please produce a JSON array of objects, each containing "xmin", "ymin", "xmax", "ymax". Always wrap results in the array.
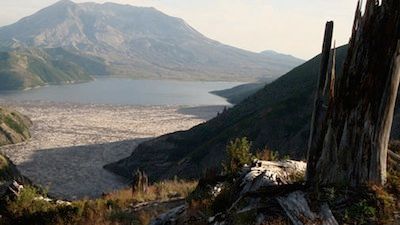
[
  {"xmin": 1, "ymin": 179, "xmax": 198, "ymax": 225},
  {"xmin": 320, "ymin": 167, "xmax": 400, "ymax": 225},
  {"xmin": 104, "ymin": 179, "xmax": 198, "ymax": 204}
]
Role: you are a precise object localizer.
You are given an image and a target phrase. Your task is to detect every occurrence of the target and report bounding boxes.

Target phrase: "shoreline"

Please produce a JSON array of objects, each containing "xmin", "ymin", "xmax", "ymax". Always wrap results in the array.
[{"xmin": 0, "ymin": 100, "xmax": 224, "ymax": 200}]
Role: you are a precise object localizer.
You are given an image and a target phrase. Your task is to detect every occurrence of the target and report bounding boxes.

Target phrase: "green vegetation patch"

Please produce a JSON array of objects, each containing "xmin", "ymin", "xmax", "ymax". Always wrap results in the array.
[
  {"xmin": 0, "ymin": 155, "xmax": 11, "ymax": 180},
  {"xmin": 4, "ymin": 115, "xmax": 26, "ymax": 135}
]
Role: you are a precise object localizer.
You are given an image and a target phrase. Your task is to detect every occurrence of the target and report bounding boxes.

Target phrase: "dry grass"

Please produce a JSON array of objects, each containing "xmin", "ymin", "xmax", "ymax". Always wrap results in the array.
[
  {"xmin": 105, "ymin": 179, "xmax": 198, "ymax": 204},
  {"xmin": 1, "ymin": 179, "xmax": 198, "ymax": 225},
  {"xmin": 256, "ymin": 148, "xmax": 280, "ymax": 161}
]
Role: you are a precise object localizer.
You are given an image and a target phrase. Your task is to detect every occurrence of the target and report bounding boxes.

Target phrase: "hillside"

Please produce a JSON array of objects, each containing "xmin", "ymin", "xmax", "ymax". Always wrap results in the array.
[
  {"xmin": 0, "ymin": 107, "xmax": 31, "ymax": 145},
  {"xmin": 0, "ymin": 47, "xmax": 106, "ymax": 90},
  {"xmin": 211, "ymin": 82, "xmax": 266, "ymax": 104},
  {"xmin": 0, "ymin": 108, "xmax": 31, "ymax": 192},
  {"xmin": 105, "ymin": 45, "xmax": 354, "ymax": 181},
  {"xmin": 212, "ymin": 52, "xmax": 303, "ymax": 104},
  {"xmin": 0, "ymin": 0, "xmax": 303, "ymax": 82},
  {"xmin": 261, "ymin": 50, "xmax": 304, "ymax": 67}
]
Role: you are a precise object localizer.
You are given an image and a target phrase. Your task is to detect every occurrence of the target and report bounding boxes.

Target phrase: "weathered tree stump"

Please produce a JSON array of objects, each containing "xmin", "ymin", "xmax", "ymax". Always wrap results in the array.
[
  {"xmin": 132, "ymin": 169, "xmax": 149, "ymax": 196},
  {"xmin": 307, "ymin": 0, "xmax": 400, "ymax": 187}
]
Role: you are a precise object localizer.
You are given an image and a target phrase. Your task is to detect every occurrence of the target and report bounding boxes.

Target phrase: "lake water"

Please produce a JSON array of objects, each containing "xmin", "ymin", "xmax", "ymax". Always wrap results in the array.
[{"xmin": 0, "ymin": 78, "xmax": 242, "ymax": 106}]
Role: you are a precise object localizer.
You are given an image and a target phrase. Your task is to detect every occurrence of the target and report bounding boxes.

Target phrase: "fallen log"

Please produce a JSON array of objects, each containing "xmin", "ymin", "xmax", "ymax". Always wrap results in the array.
[
  {"xmin": 277, "ymin": 191, "xmax": 338, "ymax": 225},
  {"xmin": 388, "ymin": 150, "xmax": 400, "ymax": 163}
]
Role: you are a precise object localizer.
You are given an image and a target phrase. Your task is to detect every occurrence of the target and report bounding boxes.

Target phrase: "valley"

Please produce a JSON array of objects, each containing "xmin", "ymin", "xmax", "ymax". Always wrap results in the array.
[
  {"xmin": 0, "ymin": 101, "xmax": 225, "ymax": 199},
  {"xmin": 2, "ymin": 0, "xmax": 397, "ymax": 224}
]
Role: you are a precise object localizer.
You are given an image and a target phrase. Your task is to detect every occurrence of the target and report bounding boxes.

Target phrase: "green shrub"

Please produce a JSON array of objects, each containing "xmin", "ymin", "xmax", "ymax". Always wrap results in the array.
[
  {"xmin": 6, "ymin": 186, "xmax": 52, "ymax": 217},
  {"xmin": 223, "ymin": 137, "xmax": 253, "ymax": 175},
  {"xmin": 344, "ymin": 199, "xmax": 376, "ymax": 224}
]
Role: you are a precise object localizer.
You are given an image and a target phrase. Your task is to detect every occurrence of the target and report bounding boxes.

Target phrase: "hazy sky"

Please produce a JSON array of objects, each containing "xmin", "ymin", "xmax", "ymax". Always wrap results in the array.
[{"xmin": 0, "ymin": 0, "xmax": 360, "ymax": 59}]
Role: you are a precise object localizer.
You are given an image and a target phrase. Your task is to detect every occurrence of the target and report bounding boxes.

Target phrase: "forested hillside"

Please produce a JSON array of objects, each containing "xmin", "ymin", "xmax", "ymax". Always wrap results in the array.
[{"xmin": 0, "ymin": 47, "xmax": 106, "ymax": 90}]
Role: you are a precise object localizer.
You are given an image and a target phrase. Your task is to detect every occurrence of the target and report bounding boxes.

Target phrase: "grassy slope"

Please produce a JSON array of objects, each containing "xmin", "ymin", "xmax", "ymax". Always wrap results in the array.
[
  {"xmin": 105, "ymin": 45, "xmax": 351, "ymax": 180},
  {"xmin": 0, "ymin": 108, "xmax": 32, "ymax": 187},
  {"xmin": 0, "ymin": 179, "xmax": 197, "ymax": 225},
  {"xmin": 0, "ymin": 107, "xmax": 31, "ymax": 146},
  {"xmin": 0, "ymin": 47, "xmax": 107, "ymax": 91}
]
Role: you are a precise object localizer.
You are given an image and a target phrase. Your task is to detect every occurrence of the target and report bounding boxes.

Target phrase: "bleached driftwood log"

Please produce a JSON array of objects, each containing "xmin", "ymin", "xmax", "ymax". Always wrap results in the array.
[
  {"xmin": 389, "ymin": 150, "xmax": 400, "ymax": 163},
  {"xmin": 150, "ymin": 205, "xmax": 187, "ymax": 225},
  {"xmin": 277, "ymin": 191, "xmax": 338, "ymax": 225},
  {"xmin": 240, "ymin": 160, "xmax": 306, "ymax": 194}
]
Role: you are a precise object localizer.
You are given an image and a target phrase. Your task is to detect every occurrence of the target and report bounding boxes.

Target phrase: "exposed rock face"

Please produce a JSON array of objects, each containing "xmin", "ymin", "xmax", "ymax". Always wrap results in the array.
[{"xmin": 0, "ymin": 107, "xmax": 31, "ymax": 146}]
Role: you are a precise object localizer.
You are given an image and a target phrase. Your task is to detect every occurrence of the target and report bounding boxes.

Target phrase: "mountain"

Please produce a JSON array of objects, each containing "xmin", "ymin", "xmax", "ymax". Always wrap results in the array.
[
  {"xmin": 261, "ymin": 50, "xmax": 304, "ymax": 68},
  {"xmin": 104, "ymin": 45, "xmax": 356, "ymax": 181},
  {"xmin": 211, "ymin": 50, "xmax": 304, "ymax": 104},
  {"xmin": 108, "ymin": 44, "xmax": 400, "ymax": 181},
  {"xmin": 0, "ymin": 0, "xmax": 303, "ymax": 82},
  {"xmin": 216, "ymin": 51, "xmax": 306, "ymax": 98},
  {"xmin": 0, "ymin": 47, "xmax": 106, "ymax": 90},
  {"xmin": 211, "ymin": 83, "xmax": 266, "ymax": 104}
]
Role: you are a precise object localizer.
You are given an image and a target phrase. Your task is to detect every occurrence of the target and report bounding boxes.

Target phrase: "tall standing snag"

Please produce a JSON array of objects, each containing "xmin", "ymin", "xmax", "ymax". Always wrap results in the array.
[
  {"xmin": 307, "ymin": 0, "xmax": 400, "ymax": 187},
  {"xmin": 306, "ymin": 21, "xmax": 334, "ymax": 185}
]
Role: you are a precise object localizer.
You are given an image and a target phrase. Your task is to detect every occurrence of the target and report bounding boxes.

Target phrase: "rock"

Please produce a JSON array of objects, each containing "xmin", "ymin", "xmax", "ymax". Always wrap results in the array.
[
  {"xmin": 34, "ymin": 196, "xmax": 52, "ymax": 202},
  {"xmin": 56, "ymin": 200, "xmax": 72, "ymax": 206},
  {"xmin": 0, "ymin": 180, "xmax": 24, "ymax": 199}
]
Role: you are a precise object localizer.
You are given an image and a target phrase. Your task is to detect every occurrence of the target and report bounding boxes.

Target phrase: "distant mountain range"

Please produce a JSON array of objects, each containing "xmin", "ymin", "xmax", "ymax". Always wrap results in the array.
[{"xmin": 0, "ymin": 0, "xmax": 304, "ymax": 90}]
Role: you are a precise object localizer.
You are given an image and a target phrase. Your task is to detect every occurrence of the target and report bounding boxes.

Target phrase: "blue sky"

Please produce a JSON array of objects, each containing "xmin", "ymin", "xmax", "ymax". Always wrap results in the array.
[{"xmin": 0, "ymin": 0, "xmax": 360, "ymax": 59}]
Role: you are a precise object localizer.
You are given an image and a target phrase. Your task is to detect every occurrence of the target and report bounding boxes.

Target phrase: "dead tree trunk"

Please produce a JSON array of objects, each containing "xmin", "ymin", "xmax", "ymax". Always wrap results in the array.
[
  {"xmin": 306, "ymin": 21, "xmax": 334, "ymax": 185},
  {"xmin": 307, "ymin": 0, "xmax": 400, "ymax": 187}
]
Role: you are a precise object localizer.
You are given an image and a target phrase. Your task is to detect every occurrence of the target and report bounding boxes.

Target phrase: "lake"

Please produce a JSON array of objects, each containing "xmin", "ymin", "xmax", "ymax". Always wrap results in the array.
[{"xmin": 0, "ymin": 78, "xmax": 242, "ymax": 106}]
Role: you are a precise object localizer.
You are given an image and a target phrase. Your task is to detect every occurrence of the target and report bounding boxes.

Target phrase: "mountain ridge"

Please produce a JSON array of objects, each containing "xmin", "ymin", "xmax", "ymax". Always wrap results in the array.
[{"xmin": 0, "ymin": 0, "xmax": 304, "ymax": 82}]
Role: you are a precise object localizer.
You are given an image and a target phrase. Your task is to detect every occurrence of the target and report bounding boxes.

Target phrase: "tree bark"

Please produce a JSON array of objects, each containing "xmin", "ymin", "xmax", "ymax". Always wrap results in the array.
[
  {"xmin": 306, "ymin": 21, "xmax": 334, "ymax": 185},
  {"xmin": 307, "ymin": 0, "xmax": 400, "ymax": 186}
]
